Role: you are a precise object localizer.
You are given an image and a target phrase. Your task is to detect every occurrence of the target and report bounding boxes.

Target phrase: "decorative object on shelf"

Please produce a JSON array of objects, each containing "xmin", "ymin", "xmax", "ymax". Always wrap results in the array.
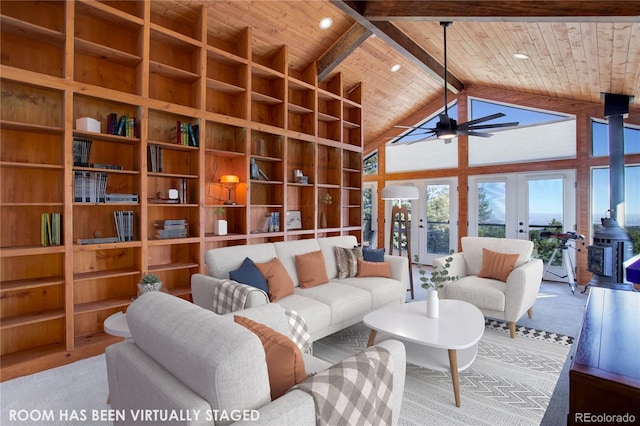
[
  {"xmin": 319, "ymin": 192, "xmax": 332, "ymax": 229},
  {"xmin": 414, "ymin": 252, "xmax": 458, "ymax": 318},
  {"xmin": 293, "ymin": 168, "xmax": 303, "ymax": 181},
  {"xmin": 321, "ymin": 192, "xmax": 333, "ymax": 205},
  {"xmin": 214, "ymin": 207, "xmax": 228, "ymax": 236},
  {"xmin": 76, "ymin": 117, "xmax": 100, "ymax": 133},
  {"xmin": 286, "ymin": 211, "xmax": 302, "ymax": 230},
  {"xmin": 382, "ymin": 185, "xmax": 420, "ymax": 298},
  {"xmin": 138, "ymin": 274, "xmax": 162, "ymax": 294},
  {"xmin": 220, "ymin": 175, "xmax": 239, "ymax": 205}
]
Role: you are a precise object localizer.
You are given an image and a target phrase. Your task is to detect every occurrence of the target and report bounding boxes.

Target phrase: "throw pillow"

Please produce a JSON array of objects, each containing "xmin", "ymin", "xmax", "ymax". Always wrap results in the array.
[
  {"xmin": 363, "ymin": 247, "xmax": 385, "ymax": 262},
  {"xmin": 229, "ymin": 257, "xmax": 268, "ymax": 293},
  {"xmin": 333, "ymin": 246, "xmax": 362, "ymax": 279},
  {"xmin": 477, "ymin": 248, "xmax": 520, "ymax": 282},
  {"xmin": 357, "ymin": 258, "xmax": 391, "ymax": 278},
  {"xmin": 234, "ymin": 315, "xmax": 306, "ymax": 400},
  {"xmin": 295, "ymin": 250, "xmax": 329, "ymax": 288},
  {"xmin": 254, "ymin": 257, "xmax": 294, "ymax": 302}
]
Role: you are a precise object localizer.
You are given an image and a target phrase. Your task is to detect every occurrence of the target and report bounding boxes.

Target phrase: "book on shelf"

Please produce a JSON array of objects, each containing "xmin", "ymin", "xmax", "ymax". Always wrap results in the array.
[
  {"xmin": 40, "ymin": 213, "xmax": 61, "ymax": 246},
  {"xmin": 77, "ymin": 237, "xmax": 119, "ymax": 245},
  {"xmin": 108, "ymin": 114, "xmax": 137, "ymax": 138},
  {"xmin": 113, "ymin": 210, "xmax": 134, "ymax": 242},
  {"xmin": 178, "ymin": 178, "xmax": 187, "ymax": 204},
  {"xmin": 153, "ymin": 219, "xmax": 188, "ymax": 239},
  {"xmin": 169, "ymin": 122, "xmax": 199, "ymax": 147},
  {"xmin": 73, "ymin": 136, "xmax": 92, "ymax": 166},
  {"xmin": 105, "ymin": 193, "xmax": 139, "ymax": 203},
  {"xmin": 74, "ymin": 171, "xmax": 108, "ymax": 203},
  {"xmin": 148, "ymin": 145, "xmax": 163, "ymax": 173}
]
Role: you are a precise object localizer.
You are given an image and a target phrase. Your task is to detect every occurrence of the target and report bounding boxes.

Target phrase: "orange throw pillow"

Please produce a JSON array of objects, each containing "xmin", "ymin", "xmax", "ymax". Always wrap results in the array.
[
  {"xmin": 295, "ymin": 250, "xmax": 329, "ymax": 288},
  {"xmin": 357, "ymin": 258, "xmax": 391, "ymax": 278},
  {"xmin": 254, "ymin": 258, "xmax": 294, "ymax": 302},
  {"xmin": 234, "ymin": 315, "xmax": 306, "ymax": 400},
  {"xmin": 477, "ymin": 248, "xmax": 519, "ymax": 282}
]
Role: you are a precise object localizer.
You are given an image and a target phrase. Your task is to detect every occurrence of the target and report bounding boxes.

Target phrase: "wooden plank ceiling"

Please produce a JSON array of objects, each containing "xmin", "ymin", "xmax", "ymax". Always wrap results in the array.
[{"xmin": 167, "ymin": 1, "xmax": 640, "ymax": 152}]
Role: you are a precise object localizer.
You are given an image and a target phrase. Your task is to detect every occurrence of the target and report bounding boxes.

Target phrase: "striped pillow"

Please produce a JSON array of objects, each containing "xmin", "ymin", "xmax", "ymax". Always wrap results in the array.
[{"xmin": 333, "ymin": 246, "xmax": 362, "ymax": 279}]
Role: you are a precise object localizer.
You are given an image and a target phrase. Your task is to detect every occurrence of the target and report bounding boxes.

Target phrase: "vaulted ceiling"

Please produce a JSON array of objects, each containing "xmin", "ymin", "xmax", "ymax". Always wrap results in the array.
[{"xmin": 168, "ymin": 1, "xmax": 640, "ymax": 152}]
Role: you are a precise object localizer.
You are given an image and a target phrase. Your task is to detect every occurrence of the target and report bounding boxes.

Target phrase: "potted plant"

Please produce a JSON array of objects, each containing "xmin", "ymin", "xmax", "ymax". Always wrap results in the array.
[
  {"xmin": 414, "ymin": 251, "xmax": 457, "ymax": 318},
  {"xmin": 138, "ymin": 273, "xmax": 163, "ymax": 294},
  {"xmin": 214, "ymin": 206, "xmax": 228, "ymax": 235}
]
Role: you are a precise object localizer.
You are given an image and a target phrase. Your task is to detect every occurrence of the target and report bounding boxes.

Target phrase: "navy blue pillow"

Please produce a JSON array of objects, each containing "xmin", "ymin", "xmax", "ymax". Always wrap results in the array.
[
  {"xmin": 363, "ymin": 248, "xmax": 385, "ymax": 262},
  {"xmin": 229, "ymin": 257, "xmax": 268, "ymax": 293}
]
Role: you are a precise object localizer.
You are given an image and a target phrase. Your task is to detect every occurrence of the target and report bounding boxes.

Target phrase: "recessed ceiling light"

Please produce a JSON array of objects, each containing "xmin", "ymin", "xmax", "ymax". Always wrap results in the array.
[
  {"xmin": 390, "ymin": 64, "xmax": 401, "ymax": 73},
  {"xmin": 513, "ymin": 53, "xmax": 529, "ymax": 60},
  {"xmin": 319, "ymin": 17, "xmax": 333, "ymax": 30}
]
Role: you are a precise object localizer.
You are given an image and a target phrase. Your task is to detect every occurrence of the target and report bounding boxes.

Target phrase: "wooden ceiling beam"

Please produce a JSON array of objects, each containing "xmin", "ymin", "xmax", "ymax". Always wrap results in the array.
[
  {"xmin": 331, "ymin": 0, "xmax": 464, "ymax": 93},
  {"xmin": 318, "ymin": 23, "xmax": 372, "ymax": 81},
  {"xmin": 361, "ymin": 1, "xmax": 640, "ymax": 23}
]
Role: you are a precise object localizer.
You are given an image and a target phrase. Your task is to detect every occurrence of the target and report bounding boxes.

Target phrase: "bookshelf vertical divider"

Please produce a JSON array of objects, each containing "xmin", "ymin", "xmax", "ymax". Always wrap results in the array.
[{"xmin": 0, "ymin": 0, "xmax": 363, "ymax": 380}]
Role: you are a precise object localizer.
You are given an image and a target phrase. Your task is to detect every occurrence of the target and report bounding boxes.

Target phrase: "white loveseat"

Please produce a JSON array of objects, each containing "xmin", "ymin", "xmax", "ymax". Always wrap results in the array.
[
  {"xmin": 191, "ymin": 235, "xmax": 408, "ymax": 341},
  {"xmin": 434, "ymin": 237, "xmax": 543, "ymax": 338},
  {"xmin": 106, "ymin": 292, "xmax": 406, "ymax": 426}
]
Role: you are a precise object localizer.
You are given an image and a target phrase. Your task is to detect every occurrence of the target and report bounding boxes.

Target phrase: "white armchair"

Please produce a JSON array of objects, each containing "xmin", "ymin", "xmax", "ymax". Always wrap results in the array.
[{"xmin": 434, "ymin": 237, "xmax": 543, "ymax": 338}]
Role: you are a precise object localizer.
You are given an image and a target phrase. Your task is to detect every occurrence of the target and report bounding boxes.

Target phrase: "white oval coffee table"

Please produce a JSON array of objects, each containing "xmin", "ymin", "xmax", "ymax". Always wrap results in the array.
[{"xmin": 363, "ymin": 300, "xmax": 484, "ymax": 407}]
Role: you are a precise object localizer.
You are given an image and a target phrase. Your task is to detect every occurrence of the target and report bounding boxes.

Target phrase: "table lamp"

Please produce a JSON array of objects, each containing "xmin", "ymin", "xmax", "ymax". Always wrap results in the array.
[{"xmin": 219, "ymin": 175, "xmax": 239, "ymax": 205}]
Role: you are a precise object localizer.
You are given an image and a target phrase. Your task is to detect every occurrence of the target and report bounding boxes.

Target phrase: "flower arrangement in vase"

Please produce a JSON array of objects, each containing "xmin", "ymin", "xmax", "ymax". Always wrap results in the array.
[
  {"xmin": 319, "ymin": 192, "xmax": 332, "ymax": 228},
  {"xmin": 414, "ymin": 251, "xmax": 457, "ymax": 318}
]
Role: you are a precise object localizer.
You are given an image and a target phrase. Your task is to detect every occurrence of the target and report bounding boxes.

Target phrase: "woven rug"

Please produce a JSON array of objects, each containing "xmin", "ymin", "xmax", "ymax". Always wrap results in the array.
[{"xmin": 313, "ymin": 320, "xmax": 572, "ymax": 426}]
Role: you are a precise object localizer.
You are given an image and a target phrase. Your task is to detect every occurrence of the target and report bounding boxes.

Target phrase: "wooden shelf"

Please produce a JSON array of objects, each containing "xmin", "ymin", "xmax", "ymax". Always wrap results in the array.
[
  {"xmin": 288, "ymin": 103, "xmax": 313, "ymax": 114},
  {"xmin": 0, "ymin": 276, "xmax": 65, "ymax": 293},
  {"xmin": 148, "ymin": 262, "xmax": 199, "ymax": 272},
  {"xmin": 0, "ymin": 15, "xmax": 65, "ymax": 47},
  {"xmin": 0, "ymin": 120, "xmax": 64, "ymax": 134},
  {"xmin": 0, "ymin": 161, "xmax": 64, "ymax": 170},
  {"xmin": 73, "ymin": 130, "xmax": 140, "ymax": 144},
  {"xmin": 75, "ymin": 38, "xmax": 142, "ymax": 66},
  {"xmin": 149, "ymin": 61, "xmax": 200, "ymax": 82},
  {"xmin": 75, "ymin": 297, "xmax": 132, "ymax": 315},
  {"xmin": 207, "ymin": 45, "xmax": 248, "ymax": 65},
  {"xmin": 251, "ymin": 91, "xmax": 283, "ymax": 105},
  {"xmin": 1, "ymin": 309, "xmax": 65, "ymax": 330},
  {"xmin": 206, "ymin": 78, "xmax": 246, "ymax": 95},
  {"xmin": 73, "ymin": 267, "xmax": 139, "ymax": 282}
]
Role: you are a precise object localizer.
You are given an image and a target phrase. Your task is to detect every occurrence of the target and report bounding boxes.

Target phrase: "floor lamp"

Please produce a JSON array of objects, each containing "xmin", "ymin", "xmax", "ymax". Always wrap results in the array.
[{"xmin": 381, "ymin": 185, "xmax": 419, "ymax": 299}]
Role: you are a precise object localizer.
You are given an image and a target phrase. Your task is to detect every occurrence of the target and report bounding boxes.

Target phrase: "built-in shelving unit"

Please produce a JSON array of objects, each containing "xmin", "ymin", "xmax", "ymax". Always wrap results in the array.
[{"xmin": 0, "ymin": 0, "xmax": 363, "ymax": 380}]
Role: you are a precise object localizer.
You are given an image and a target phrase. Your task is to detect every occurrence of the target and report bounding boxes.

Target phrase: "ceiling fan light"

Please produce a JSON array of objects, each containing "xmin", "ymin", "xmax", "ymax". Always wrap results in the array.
[{"xmin": 438, "ymin": 131, "xmax": 457, "ymax": 140}]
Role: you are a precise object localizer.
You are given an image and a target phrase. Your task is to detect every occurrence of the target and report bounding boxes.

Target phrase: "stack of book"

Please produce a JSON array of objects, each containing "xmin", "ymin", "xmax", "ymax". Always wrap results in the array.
[
  {"xmin": 41, "ymin": 213, "xmax": 61, "ymax": 246},
  {"xmin": 169, "ymin": 121, "xmax": 199, "ymax": 147},
  {"xmin": 73, "ymin": 136, "xmax": 93, "ymax": 166},
  {"xmin": 153, "ymin": 219, "xmax": 188, "ymax": 239},
  {"xmin": 74, "ymin": 171, "xmax": 108, "ymax": 203},
  {"xmin": 114, "ymin": 210, "xmax": 134, "ymax": 242},
  {"xmin": 107, "ymin": 113, "xmax": 137, "ymax": 137}
]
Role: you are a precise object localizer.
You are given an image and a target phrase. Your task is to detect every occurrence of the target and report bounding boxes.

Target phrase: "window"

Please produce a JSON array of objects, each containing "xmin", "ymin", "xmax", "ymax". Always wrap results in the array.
[
  {"xmin": 591, "ymin": 120, "xmax": 640, "ymax": 157},
  {"xmin": 363, "ymin": 151, "xmax": 378, "ymax": 175},
  {"xmin": 591, "ymin": 165, "xmax": 640, "ymax": 255}
]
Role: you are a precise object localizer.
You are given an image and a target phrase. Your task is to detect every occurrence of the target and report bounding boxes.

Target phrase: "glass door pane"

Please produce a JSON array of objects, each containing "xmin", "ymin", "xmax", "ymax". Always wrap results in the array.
[
  {"xmin": 477, "ymin": 181, "xmax": 506, "ymax": 238},
  {"xmin": 425, "ymin": 184, "xmax": 451, "ymax": 256}
]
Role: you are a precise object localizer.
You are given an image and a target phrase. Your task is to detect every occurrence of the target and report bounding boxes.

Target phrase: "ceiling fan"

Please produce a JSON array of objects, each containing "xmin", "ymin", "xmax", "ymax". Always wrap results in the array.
[{"xmin": 392, "ymin": 22, "xmax": 519, "ymax": 144}]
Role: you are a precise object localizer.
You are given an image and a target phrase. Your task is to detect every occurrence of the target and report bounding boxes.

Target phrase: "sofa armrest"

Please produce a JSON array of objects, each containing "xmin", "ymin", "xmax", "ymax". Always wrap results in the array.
[
  {"xmin": 384, "ymin": 254, "xmax": 409, "ymax": 288},
  {"xmin": 191, "ymin": 273, "xmax": 269, "ymax": 312},
  {"xmin": 374, "ymin": 339, "xmax": 406, "ymax": 425},
  {"xmin": 504, "ymin": 258, "xmax": 544, "ymax": 321}
]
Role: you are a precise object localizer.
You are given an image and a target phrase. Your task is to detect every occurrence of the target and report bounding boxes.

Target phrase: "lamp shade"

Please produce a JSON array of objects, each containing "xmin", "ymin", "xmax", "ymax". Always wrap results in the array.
[
  {"xmin": 219, "ymin": 175, "xmax": 239, "ymax": 184},
  {"xmin": 381, "ymin": 185, "xmax": 419, "ymax": 200}
]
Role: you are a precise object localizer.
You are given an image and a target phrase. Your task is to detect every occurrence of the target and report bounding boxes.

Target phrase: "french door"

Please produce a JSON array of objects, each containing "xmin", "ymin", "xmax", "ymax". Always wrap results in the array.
[{"xmin": 468, "ymin": 170, "xmax": 577, "ymax": 282}]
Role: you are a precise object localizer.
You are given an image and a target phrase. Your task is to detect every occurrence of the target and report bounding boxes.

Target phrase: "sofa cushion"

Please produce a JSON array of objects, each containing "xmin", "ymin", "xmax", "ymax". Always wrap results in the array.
[
  {"xmin": 333, "ymin": 246, "xmax": 362, "ymax": 279},
  {"xmin": 206, "ymin": 243, "xmax": 277, "ymax": 278},
  {"xmin": 275, "ymin": 294, "xmax": 332, "ymax": 339},
  {"xmin": 335, "ymin": 276, "xmax": 405, "ymax": 308},
  {"xmin": 229, "ymin": 257, "xmax": 269, "ymax": 292},
  {"xmin": 294, "ymin": 283, "xmax": 371, "ymax": 325},
  {"xmin": 445, "ymin": 276, "xmax": 506, "ymax": 312},
  {"xmin": 255, "ymin": 258, "xmax": 295, "ymax": 302},
  {"xmin": 317, "ymin": 235, "xmax": 359, "ymax": 279},
  {"xmin": 295, "ymin": 250, "xmax": 329, "ymax": 288},
  {"xmin": 461, "ymin": 237, "xmax": 533, "ymax": 276},
  {"xmin": 127, "ymin": 292, "xmax": 271, "ymax": 414},
  {"xmin": 363, "ymin": 247, "xmax": 385, "ymax": 262},
  {"xmin": 357, "ymin": 259, "xmax": 391, "ymax": 278},
  {"xmin": 274, "ymin": 240, "xmax": 322, "ymax": 287},
  {"xmin": 234, "ymin": 315, "xmax": 307, "ymax": 400},
  {"xmin": 477, "ymin": 248, "xmax": 519, "ymax": 282}
]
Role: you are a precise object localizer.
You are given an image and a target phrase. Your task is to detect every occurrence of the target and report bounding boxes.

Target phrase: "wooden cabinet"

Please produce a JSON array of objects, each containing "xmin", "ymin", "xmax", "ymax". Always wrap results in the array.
[
  {"xmin": 0, "ymin": 0, "xmax": 363, "ymax": 380},
  {"xmin": 569, "ymin": 287, "xmax": 640, "ymax": 424}
]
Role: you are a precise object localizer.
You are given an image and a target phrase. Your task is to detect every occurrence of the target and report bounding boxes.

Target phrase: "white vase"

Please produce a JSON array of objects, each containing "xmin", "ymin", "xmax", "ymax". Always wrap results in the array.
[{"xmin": 427, "ymin": 289, "xmax": 439, "ymax": 318}]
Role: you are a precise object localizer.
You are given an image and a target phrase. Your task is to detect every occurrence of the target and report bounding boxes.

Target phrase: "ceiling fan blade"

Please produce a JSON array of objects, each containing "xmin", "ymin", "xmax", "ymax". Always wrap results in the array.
[
  {"xmin": 391, "ymin": 132, "xmax": 437, "ymax": 145},
  {"xmin": 460, "ymin": 113, "xmax": 506, "ymax": 128},
  {"xmin": 467, "ymin": 121, "xmax": 519, "ymax": 131},
  {"xmin": 393, "ymin": 125, "xmax": 419, "ymax": 129},
  {"xmin": 465, "ymin": 131, "xmax": 493, "ymax": 138}
]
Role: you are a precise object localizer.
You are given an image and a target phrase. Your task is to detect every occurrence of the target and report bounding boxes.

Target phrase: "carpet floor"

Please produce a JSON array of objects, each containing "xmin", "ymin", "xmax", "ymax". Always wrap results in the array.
[{"xmin": 1, "ymin": 319, "xmax": 571, "ymax": 426}]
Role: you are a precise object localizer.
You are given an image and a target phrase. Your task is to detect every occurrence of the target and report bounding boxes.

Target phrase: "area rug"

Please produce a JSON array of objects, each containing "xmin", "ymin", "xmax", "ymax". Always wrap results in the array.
[
  {"xmin": 313, "ymin": 320, "xmax": 573, "ymax": 426},
  {"xmin": 1, "ymin": 320, "xmax": 571, "ymax": 426}
]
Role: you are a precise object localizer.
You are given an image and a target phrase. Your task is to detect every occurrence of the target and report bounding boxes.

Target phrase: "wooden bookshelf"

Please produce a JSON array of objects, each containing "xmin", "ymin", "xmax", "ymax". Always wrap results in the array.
[{"xmin": 0, "ymin": 0, "xmax": 364, "ymax": 380}]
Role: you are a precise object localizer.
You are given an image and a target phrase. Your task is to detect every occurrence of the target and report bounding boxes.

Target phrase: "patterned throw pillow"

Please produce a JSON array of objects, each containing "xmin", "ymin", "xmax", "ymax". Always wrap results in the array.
[
  {"xmin": 333, "ymin": 246, "xmax": 362, "ymax": 279},
  {"xmin": 234, "ymin": 315, "xmax": 307, "ymax": 400},
  {"xmin": 477, "ymin": 248, "xmax": 519, "ymax": 282}
]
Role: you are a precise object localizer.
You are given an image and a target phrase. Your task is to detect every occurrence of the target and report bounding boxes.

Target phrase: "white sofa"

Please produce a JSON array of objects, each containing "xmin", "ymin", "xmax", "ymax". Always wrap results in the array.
[
  {"xmin": 106, "ymin": 292, "xmax": 406, "ymax": 426},
  {"xmin": 434, "ymin": 237, "xmax": 543, "ymax": 338},
  {"xmin": 191, "ymin": 235, "xmax": 408, "ymax": 341}
]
